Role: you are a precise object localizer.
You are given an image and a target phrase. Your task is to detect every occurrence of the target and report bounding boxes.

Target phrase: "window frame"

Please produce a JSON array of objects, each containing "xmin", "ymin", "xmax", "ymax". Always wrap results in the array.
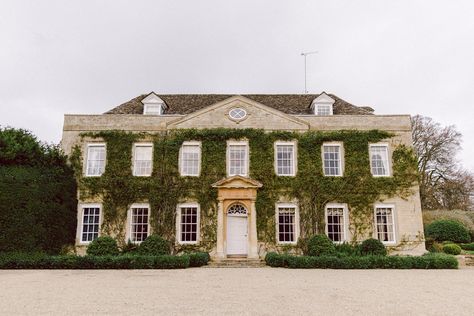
[
  {"xmin": 226, "ymin": 140, "xmax": 249, "ymax": 177},
  {"xmin": 369, "ymin": 143, "xmax": 391, "ymax": 177},
  {"xmin": 179, "ymin": 141, "xmax": 202, "ymax": 177},
  {"xmin": 176, "ymin": 203, "xmax": 201, "ymax": 245},
  {"xmin": 275, "ymin": 202, "xmax": 299, "ymax": 245},
  {"xmin": 79, "ymin": 203, "xmax": 102, "ymax": 244},
  {"xmin": 143, "ymin": 103, "xmax": 163, "ymax": 115},
  {"xmin": 316, "ymin": 104, "xmax": 333, "ymax": 116},
  {"xmin": 374, "ymin": 204, "xmax": 397, "ymax": 245},
  {"xmin": 274, "ymin": 141, "xmax": 297, "ymax": 177},
  {"xmin": 321, "ymin": 142, "xmax": 344, "ymax": 177},
  {"xmin": 128, "ymin": 203, "xmax": 150, "ymax": 244},
  {"xmin": 85, "ymin": 143, "xmax": 106, "ymax": 177},
  {"xmin": 324, "ymin": 203, "xmax": 349, "ymax": 244},
  {"xmin": 132, "ymin": 143, "xmax": 153, "ymax": 177}
]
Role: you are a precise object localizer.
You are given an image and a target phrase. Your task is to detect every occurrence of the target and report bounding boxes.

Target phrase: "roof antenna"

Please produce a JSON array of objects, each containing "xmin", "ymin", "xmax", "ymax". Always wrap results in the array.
[{"xmin": 301, "ymin": 51, "xmax": 318, "ymax": 94}]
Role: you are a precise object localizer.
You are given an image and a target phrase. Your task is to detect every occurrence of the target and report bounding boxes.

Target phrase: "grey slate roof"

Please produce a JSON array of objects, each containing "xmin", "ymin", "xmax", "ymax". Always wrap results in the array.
[{"xmin": 105, "ymin": 93, "xmax": 374, "ymax": 115}]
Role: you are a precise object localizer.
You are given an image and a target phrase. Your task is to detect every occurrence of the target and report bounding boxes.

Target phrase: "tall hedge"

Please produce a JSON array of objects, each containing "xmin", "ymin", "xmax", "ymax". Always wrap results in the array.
[{"xmin": 0, "ymin": 127, "xmax": 77, "ymax": 254}]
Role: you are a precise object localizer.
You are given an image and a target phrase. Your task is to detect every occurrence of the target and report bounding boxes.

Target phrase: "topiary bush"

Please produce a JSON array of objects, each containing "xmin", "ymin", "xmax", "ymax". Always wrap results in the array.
[
  {"xmin": 360, "ymin": 238, "xmax": 387, "ymax": 256},
  {"xmin": 137, "ymin": 235, "xmax": 170, "ymax": 256},
  {"xmin": 442, "ymin": 244, "xmax": 462, "ymax": 255},
  {"xmin": 188, "ymin": 252, "xmax": 210, "ymax": 267},
  {"xmin": 86, "ymin": 236, "xmax": 119, "ymax": 256},
  {"xmin": 425, "ymin": 219, "xmax": 470, "ymax": 244},
  {"xmin": 307, "ymin": 235, "xmax": 336, "ymax": 257}
]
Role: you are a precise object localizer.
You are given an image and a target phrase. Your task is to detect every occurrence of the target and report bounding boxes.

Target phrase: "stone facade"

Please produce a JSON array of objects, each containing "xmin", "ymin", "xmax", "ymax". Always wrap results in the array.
[{"xmin": 62, "ymin": 93, "xmax": 426, "ymax": 256}]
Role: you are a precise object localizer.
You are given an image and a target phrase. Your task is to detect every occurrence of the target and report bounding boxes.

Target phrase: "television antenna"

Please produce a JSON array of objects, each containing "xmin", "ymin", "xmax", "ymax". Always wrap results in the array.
[{"xmin": 301, "ymin": 51, "xmax": 318, "ymax": 94}]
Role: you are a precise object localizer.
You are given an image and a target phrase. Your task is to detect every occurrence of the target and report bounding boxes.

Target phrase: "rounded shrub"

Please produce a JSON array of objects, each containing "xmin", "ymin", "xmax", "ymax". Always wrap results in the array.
[
  {"xmin": 442, "ymin": 243, "xmax": 462, "ymax": 255},
  {"xmin": 307, "ymin": 234, "xmax": 335, "ymax": 257},
  {"xmin": 86, "ymin": 236, "xmax": 119, "ymax": 256},
  {"xmin": 137, "ymin": 235, "xmax": 170, "ymax": 256},
  {"xmin": 425, "ymin": 219, "xmax": 470, "ymax": 244},
  {"xmin": 360, "ymin": 238, "xmax": 387, "ymax": 256}
]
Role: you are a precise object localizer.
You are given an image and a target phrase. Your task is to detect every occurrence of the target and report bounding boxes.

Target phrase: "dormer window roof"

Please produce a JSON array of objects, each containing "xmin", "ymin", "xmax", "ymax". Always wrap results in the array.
[
  {"xmin": 310, "ymin": 92, "xmax": 335, "ymax": 116},
  {"xmin": 141, "ymin": 92, "xmax": 168, "ymax": 115}
]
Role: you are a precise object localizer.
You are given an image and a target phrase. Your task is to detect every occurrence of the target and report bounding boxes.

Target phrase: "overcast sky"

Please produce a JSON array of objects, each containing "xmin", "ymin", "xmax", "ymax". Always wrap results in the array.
[{"xmin": 1, "ymin": 1, "xmax": 473, "ymax": 171}]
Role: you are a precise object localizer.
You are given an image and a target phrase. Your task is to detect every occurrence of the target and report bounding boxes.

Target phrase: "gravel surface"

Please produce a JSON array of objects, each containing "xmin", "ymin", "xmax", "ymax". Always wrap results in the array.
[{"xmin": 1, "ymin": 268, "xmax": 473, "ymax": 315}]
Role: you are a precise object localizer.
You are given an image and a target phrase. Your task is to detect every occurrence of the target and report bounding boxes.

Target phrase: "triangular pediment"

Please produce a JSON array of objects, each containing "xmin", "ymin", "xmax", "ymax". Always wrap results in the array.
[
  {"xmin": 141, "ymin": 92, "xmax": 168, "ymax": 108},
  {"xmin": 167, "ymin": 95, "xmax": 309, "ymax": 130},
  {"xmin": 311, "ymin": 92, "xmax": 335, "ymax": 105},
  {"xmin": 212, "ymin": 175, "xmax": 263, "ymax": 189}
]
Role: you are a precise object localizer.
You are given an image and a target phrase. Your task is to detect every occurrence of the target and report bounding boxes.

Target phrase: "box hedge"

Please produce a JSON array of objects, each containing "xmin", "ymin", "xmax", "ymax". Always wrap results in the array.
[
  {"xmin": 265, "ymin": 252, "xmax": 458, "ymax": 269},
  {"xmin": 425, "ymin": 219, "xmax": 470, "ymax": 244}
]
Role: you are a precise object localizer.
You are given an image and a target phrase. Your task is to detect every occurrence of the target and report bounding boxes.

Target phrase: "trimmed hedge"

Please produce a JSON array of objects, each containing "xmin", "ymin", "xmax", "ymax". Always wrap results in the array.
[
  {"xmin": 460, "ymin": 243, "xmax": 474, "ymax": 251},
  {"xmin": 307, "ymin": 235, "xmax": 336, "ymax": 256},
  {"xmin": 0, "ymin": 253, "xmax": 190, "ymax": 269},
  {"xmin": 360, "ymin": 239, "xmax": 387, "ymax": 256},
  {"xmin": 442, "ymin": 244, "xmax": 462, "ymax": 255},
  {"xmin": 86, "ymin": 236, "xmax": 120, "ymax": 256},
  {"xmin": 188, "ymin": 252, "xmax": 210, "ymax": 267},
  {"xmin": 265, "ymin": 252, "xmax": 458, "ymax": 269},
  {"xmin": 425, "ymin": 220, "xmax": 470, "ymax": 244},
  {"xmin": 138, "ymin": 235, "xmax": 170, "ymax": 256}
]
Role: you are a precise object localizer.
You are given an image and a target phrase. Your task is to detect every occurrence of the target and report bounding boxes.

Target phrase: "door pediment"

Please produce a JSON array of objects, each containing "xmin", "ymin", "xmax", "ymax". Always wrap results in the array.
[
  {"xmin": 167, "ymin": 95, "xmax": 309, "ymax": 130},
  {"xmin": 212, "ymin": 175, "xmax": 263, "ymax": 189}
]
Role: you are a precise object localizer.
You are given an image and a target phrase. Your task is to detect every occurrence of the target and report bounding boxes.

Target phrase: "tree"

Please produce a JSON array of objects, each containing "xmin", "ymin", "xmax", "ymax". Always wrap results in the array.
[{"xmin": 411, "ymin": 115, "xmax": 473, "ymax": 210}]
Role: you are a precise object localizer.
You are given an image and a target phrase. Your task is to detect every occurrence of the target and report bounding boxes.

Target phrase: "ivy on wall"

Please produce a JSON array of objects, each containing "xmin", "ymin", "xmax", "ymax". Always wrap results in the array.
[{"xmin": 70, "ymin": 128, "xmax": 418, "ymax": 250}]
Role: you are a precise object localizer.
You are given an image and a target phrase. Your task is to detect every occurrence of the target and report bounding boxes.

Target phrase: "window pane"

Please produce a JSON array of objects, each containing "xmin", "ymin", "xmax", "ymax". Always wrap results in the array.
[
  {"xmin": 326, "ymin": 207, "xmax": 345, "ymax": 242},
  {"xmin": 371, "ymin": 146, "xmax": 389, "ymax": 176},
  {"xmin": 131, "ymin": 207, "xmax": 149, "ymax": 242},
  {"xmin": 133, "ymin": 146, "xmax": 153, "ymax": 176},
  {"xmin": 180, "ymin": 207, "xmax": 198, "ymax": 242},
  {"xmin": 276, "ymin": 144, "xmax": 294, "ymax": 175},
  {"xmin": 181, "ymin": 145, "xmax": 200, "ymax": 176},
  {"xmin": 81, "ymin": 207, "xmax": 100, "ymax": 242},
  {"xmin": 323, "ymin": 145, "xmax": 341, "ymax": 176},
  {"xmin": 86, "ymin": 146, "xmax": 106, "ymax": 176},
  {"xmin": 277, "ymin": 207, "xmax": 296, "ymax": 242},
  {"xmin": 317, "ymin": 105, "xmax": 331, "ymax": 116},
  {"xmin": 375, "ymin": 207, "xmax": 395, "ymax": 242},
  {"xmin": 228, "ymin": 144, "xmax": 247, "ymax": 176}
]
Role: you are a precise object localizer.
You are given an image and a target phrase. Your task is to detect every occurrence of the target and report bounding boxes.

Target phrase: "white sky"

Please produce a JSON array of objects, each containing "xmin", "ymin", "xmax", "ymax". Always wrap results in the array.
[{"xmin": 1, "ymin": 1, "xmax": 473, "ymax": 171}]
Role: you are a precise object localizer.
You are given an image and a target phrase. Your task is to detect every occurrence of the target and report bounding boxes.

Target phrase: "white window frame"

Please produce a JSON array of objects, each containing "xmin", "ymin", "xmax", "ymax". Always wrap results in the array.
[
  {"xmin": 79, "ymin": 203, "xmax": 102, "ymax": 244},
  {"xmin": 226, "ymin": 140, "xmax": 249, "ymax": 177},
  {"xmin": 179, "ymin": 141, "xmax": 202, "ymax": 177},
  {"xmin": 324, "ymin": 203, "xmax": 349, "ymax": 243},
  {"xmin": 176, "ymin": 203, "xmax": 201, "ymax": 245},
  {"xmin": 369, "ymin": 143, "xmax": 391, "ymax": 177},
  {"xmin": 374, "ymin": 204, "xmax": 397, "ymax": 245},
  {"xmin": 143, "ymin": 103, "xmax": 163, "ymax": 115},
  {"xmin": 316, "ymin": 104, "xmax": 333, "ymax": 116},
  {"xmin": 274, "ymin": 141, "xmax": 297, "ymax": 177},
  {"xmin": 275, "ymin": 202, "xmax": 299, "ymax": 245},
  {"xmin": 132, "ymin": 143, "xmax": 153, "ymax": 177},
  {"xmin": 322, "ymin": 143, "xmax": 344, "ymax": 177},
  {"xmin": 85, "ymin": 143, "xmax": 106, "ymax": 177},
  {"xmin": 128, "ymin": 203, "xmax": 150, "ymax": 244}
]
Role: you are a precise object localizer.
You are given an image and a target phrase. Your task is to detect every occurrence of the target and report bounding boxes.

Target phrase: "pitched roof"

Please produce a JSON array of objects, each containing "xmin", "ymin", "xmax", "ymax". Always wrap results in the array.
[{"xmin": 105, "ymin": 93, "xmax": 374, "ymax": 115}]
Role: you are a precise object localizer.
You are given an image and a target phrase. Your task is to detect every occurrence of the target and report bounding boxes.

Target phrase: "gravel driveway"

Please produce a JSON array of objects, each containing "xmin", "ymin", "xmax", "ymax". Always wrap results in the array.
[{"xmin": 1, "ymin": 268, "xmax": 473, "ymax": 315}]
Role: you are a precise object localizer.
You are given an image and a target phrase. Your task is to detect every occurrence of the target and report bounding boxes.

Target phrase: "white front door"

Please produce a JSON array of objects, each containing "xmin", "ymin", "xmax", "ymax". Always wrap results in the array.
[{"xmin": 227, "ymin": 215, "xmax": 248, "ymax": 255}]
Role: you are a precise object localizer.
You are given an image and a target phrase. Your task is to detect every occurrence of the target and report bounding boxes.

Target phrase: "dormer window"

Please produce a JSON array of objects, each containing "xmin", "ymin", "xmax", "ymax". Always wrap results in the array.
[
  {"xmin": 141, "ymin": 92, "xmax": 167, "ymax": 115},
  {"xmin": 310, "ymin": 92, "xmax": 335, "ymax": 116}
]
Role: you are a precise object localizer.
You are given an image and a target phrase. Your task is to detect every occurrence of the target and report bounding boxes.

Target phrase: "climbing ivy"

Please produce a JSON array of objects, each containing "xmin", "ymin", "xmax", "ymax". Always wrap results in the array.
[{"xmin": 70, "ymin": 129, "xmax": 418, "ymax": 250}]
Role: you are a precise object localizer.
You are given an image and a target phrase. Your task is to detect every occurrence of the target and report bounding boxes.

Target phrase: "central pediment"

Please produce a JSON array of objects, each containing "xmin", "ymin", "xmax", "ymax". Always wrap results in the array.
[
  {"xmin": 212, "ymin": 175, "xmax": 263, "ymax": 189},
  {"xmin": 167, "ymin": 95, "xmax": 309, "ymax": 130}
]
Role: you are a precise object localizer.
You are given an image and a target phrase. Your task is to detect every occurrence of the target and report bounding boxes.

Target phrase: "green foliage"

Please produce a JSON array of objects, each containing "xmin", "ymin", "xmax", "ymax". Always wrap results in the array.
[
  {"xmin": 360, "ymin": 238, "xmax": 387, "ymax": 256},
  {"xmin": 71, "ymin": 129, "xmax": 418, "ymax": 249},
  {"xmin": 442, "ymin": 244, "xmax": 462, "ymax": 255},
  {"xmin": 86, "ymin": 236, "xmax": 120, "ymax": 256},
  {"xmin": 459, "ymin": 243, "xmax": 474, "ymax": 251},
  {"xmin": 307, "ymin": 234, "xmax": 336, "ymax": 256},
  {"xmin": 188, "ymin": 252, "xmax": 210, "ymax": 267},
  {"xmin": 334, "ymin": 242, "xmax": 361, "ymax": 256},
  {"xmin": 0, "ymin": 127, "xmax": 77, "ymax": 254},
  {"xmin": 137, "ymin": 235, "xmax": 170, "ymax": 256},
  {"xmin": 425, "ymin": 219, "xmax": 470, "ymax": 243},
  {"xmin": 265, "ymin": 253, "xmax": 458, "ymax": 269},
  {"xmin": 0, "ymin": 252, "xmax": 189, "ymax": 269}
]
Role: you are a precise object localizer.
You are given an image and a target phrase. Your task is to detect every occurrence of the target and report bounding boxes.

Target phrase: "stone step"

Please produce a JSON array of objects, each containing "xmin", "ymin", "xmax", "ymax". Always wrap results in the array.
[
  {"xmin": 465, "ymin": 255, "xmax": 474, "ymax": 266},
  {"xmin": 205, "ymin": 258, "xmax": 267, "ymax": 268}
]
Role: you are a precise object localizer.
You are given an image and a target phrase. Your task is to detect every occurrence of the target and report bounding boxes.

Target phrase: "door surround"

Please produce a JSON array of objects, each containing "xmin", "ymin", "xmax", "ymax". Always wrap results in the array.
[
  {"xmin": 212, "ymin": 175, "xmax": 262, "ymax": 259},
  {"xmin": 226, "ymin": 203, "xmax": 248, "ymax": 256}
]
